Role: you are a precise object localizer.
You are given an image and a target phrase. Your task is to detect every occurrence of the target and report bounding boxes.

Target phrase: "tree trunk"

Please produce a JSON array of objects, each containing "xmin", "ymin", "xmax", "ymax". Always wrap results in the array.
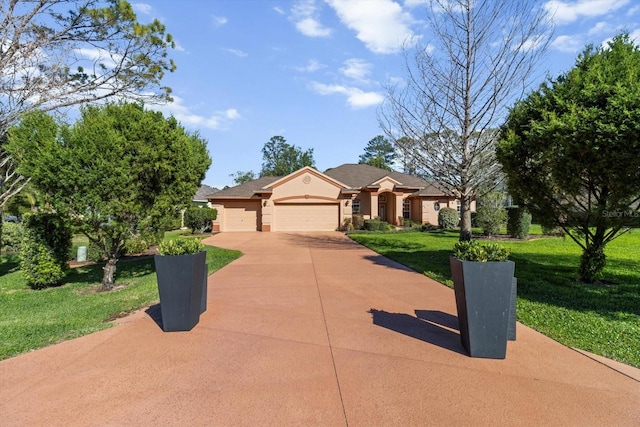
[
  {"xmin": 579, "ymin": 240, "xmax": 606, "ymax": 283},
  {"xmin": 100, "ymin": 257, "xmax": 118, "ymax": 291},
  {"xmin": 459, "ymin": 195, "xmax": 473, "ymax": 241}
]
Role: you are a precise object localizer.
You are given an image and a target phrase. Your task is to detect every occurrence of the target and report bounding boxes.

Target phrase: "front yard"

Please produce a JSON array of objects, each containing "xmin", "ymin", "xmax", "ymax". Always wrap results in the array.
[
  {"xmin": 0, "ymin": 235, "xmax": 242, "ymax": 360},
  {"xmin": 349, "ymin": 228, "xmax": 640, "ymax": 368}
]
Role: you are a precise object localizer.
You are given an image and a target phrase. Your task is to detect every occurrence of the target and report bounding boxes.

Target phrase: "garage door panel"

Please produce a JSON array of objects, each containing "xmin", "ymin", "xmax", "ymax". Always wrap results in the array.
[
  {"xmin": 224, "ymin": 202, "xmax": 259, "ymax": 231},
  {"xmin": 275, "ymin": 204, "xmax": 338, "ymax": 231}
]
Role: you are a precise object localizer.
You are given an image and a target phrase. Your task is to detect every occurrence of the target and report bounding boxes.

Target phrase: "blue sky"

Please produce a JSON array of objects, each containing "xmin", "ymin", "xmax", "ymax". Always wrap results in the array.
[{"xmin": 131, "ymin": 0, "xmax": 640, "ymax": 189}]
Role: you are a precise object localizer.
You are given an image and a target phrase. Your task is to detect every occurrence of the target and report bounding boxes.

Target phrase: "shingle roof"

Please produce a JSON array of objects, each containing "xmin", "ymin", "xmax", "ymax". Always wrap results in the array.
[
  {"xmin": 207, "ymin": 176, "xmax": 281, "ymax": 199},
  {"xmin": 207, "ymin": 164, "xmax": 451, "ymax": 199},
  {"xmin": 193, "ymin": 184, "xmax": 219, "ymax": 201},
  {"xmin": 323, "ymin": 164, "xmax": 435, "ymax": 190}
]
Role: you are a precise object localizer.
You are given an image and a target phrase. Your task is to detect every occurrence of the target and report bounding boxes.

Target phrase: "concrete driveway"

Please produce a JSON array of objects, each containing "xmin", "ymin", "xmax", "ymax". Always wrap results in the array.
[{"xmin": 1, "ymin": 232, "xmax": 638, "ymax": 426}]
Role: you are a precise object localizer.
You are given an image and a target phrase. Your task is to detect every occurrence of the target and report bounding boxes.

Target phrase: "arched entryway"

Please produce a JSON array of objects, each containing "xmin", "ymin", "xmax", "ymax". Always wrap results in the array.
[{"xmin": 377, "ymin": 191, "xmax": 396, "ymax": 224}]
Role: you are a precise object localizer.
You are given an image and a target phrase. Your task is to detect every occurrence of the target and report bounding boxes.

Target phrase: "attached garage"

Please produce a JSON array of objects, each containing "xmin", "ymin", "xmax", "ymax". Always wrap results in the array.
[
  {"xmin": 223, "ymin": 201, "xmax": 260, "ymax": 231},
  {"xmin": 274, "ymin": 203, "xmax": 339, "ymax": 232}
]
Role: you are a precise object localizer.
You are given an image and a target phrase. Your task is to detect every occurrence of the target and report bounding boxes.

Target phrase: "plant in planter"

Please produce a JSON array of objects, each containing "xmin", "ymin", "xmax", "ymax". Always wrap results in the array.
[
  {"xmin": 154, "ymin": 238, "xmax": 207, "ymax": 332},
  {"xmin": 450, "ymin": 240, "xmax": 517, "ymax": 359}
]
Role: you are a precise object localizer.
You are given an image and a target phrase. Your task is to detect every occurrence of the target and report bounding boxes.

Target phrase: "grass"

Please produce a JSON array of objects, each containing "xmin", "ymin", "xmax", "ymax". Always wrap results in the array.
[
  {"xmin": 0, "ymin": 231, "xmax": 242, "ymax": 360},
  {"xmin": 348, "ymin": 227, "xmax": 640, "ymax": 368}
]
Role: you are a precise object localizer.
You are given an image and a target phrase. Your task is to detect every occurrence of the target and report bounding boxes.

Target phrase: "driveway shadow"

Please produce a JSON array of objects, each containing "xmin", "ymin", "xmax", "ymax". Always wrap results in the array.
[{"xmin": 369, "ymin": 309, "xmax": 465, "ymax": 355}]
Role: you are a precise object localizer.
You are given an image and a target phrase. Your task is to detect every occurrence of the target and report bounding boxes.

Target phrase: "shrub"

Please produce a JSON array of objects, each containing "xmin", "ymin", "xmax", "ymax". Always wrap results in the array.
[
  {"xmin": 476, "ymin": 191, "xmax": 507, "ymax": 236},
  {"xmin": 184, "ymin": 207, "xmax": 217, "ymax": 234},
  {"xmin": 364, "ymin": 219, "xmax": 387, "ymax": 231},
  {"xmin": 438, "ymin": 207, "xmax": 459, "ymax": 230},
  {"xmin": 507, "ymin": 207, "xmax": 532, "ymax": 239},
  {"xmin": 352, "ymin": 214, "xmax": 365, "ymax": 230},
  {"xmin": 158, "ymin": 238, "xmax": 204, "ymax": 256},
  {"xmin": 22, "ymin": 213, "xmax": 72, "ymax": 266},
  {"xmin": 341, "ymin": 217, "xmax": 354, "ymax": 232},
  {"xmin": 421, "ymin": 223, "xmax": 437, "ymax": 232},
  {"xmin": 87, "ymin": 241, "xmax": 105, "ymax": 262},
  {"xmin": 124, "ymin": 236, "xmax": 149, "ymax": 254},
  {"xmin": 19, "ymin": 228, "xmax": 66, "ymax": 289},
  {"xmin": 1, "ymin": 221, "xmax": 24, "ymax": 252},
  {"xmin": 453, "ymin": 240, "xmax": 510, "ymax": 262}
]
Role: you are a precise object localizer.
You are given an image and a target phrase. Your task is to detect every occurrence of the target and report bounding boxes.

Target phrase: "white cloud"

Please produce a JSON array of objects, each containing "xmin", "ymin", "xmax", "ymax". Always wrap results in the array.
[
  {"xmin": 543, "ymin": 0, "xmax": 630, "ymax": 25},
  {"xmin": 551, "ymin": 34, "xmax": 583, "ymax": 52},
  {"xmin": 224, "ymin": 48, "xmax": 248, "ymax": 57},
  {"xmin": 296, "ymin": 59, "xmax": 326, "ymax": 72},
  {"xmin": 296, "ymin": 17, "xmax": 332, "ymax": 37},
  {"xmin": 213, "ymin": 15, "xmax": 228, "ymax": 27},
  {"xmin": 132, "ymin": 3, "xmax": 152, "ymax": 15},
  {"xmin": 310, "ymin": 82, "xmax": 384, "ymax": 108},
  {"xmin": 340, "ymin": 58, "xmax": 372, "ymax": 82},
  {"xmin": 325, "ymin": 0, "xmax": 416, "ymax": 54},
  {"xmin": 274, "ymin": 7, "xmax": 285, "ymax": 14},
  {"xmin": 75, "ymin": 48, "xmax": 121, "ymax": 69},
  {"xmin": 403, "ymin": 0, "xmax": 424, "ymax": 7},
  {"xmin": 291, "ymin": 0, "xmax": 332, "ymax": 37},
  {"xmin": 152, "ymin": 96, "xmax": 241, "ymax": 130},
  {"xmin": 225, "ymin": 109, "xmax": 240, "ymax": 120},
  {"xmin": 588, "ymin": 21, "xmax": 612, "ymax": 35}
]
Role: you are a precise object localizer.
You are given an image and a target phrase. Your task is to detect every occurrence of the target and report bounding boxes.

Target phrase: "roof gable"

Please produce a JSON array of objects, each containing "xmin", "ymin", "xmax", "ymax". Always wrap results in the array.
[{"xmin": 267, "ymin": 166, "xmax": 347, "ymax": 190}]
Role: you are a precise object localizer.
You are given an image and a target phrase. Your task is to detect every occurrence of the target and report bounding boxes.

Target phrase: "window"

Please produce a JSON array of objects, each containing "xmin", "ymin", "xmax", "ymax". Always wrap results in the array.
[
  {"xmin": 403, "ymin": 199, "xmax": 411, "ymax": 219},
  {"xmin": 352, "ymin": 199, "xmax": 360, "ymax": 214},
  {"xmin": 378, "ymin": 194, "xmax": 387, "ymax": 202},
  {"xmin": 457, "ymin": 201, "xmax": 461, "ymax": 213}
]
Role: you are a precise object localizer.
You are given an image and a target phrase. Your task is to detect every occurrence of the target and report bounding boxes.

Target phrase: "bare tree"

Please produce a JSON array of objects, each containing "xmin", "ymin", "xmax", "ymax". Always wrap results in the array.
[
  {"xmin": 379, "ymin": 0, "xmax": 552, "ymax": 240},
  {"xmin": 0, "ymin": 0, "xmax": 176, "ymax": 207}
]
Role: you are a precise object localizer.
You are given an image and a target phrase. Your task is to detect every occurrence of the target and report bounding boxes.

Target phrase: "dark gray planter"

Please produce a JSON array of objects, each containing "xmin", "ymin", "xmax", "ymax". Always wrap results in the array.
[
  {"xmin": 154, "ymin": 251, "xmax": 207, "ymax": 332},
  {"xmin": 450, "ymin": 257, "xmax": 516, "ymax": 359}
]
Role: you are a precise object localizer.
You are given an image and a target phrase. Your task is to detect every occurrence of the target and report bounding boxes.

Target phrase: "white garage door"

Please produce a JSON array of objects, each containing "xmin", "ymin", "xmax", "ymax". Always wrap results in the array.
[
  {"xmin": 275, "ymin": 203, "xmax": 339, "ymax": 232},
  {"xmin": 224, "ymin": 202, "xmax": 259, "ymax": 231}
]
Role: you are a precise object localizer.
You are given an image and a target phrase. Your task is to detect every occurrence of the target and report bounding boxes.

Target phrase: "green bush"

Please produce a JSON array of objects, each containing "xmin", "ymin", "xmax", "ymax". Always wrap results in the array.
[
  {"xmin": 438, "ymin": 207, "xmax": 459, "ymax": 230},
  {"xmin": 507, "ymin": 207, "xmax": 532, "ymax": 239},
  {"xmin": 19, "ymin": 228, "xmax": 66, "ymax": 289},
  {"xmin": 364, "ymin": 219, "xmax": 387, "ymax": 231},
  {"xmin": 184, "ymin": 207, "xmax": 217, "ymax": 234},
  {"xmin": 22, "ymin": 213, "xmax": 72, "ymax": 266},
  {"xmin": 476, "ymin": 191, "xmax": 507, "ymax": 236},
  {"xmin": 352, "ymin": 214, "xmax": 365, "ymax": 230},
  {"xmin": 158, "ymin": 238, "xmax": 204, "ymax": 255},
  {"xmin": 124, "ymin": 236, "xmax": 149, "ymax": 254},
  {"xmin": 453, "ymin": 240, "xmax": 510, "ymax": 262},
  {"xmin": 87, "ymin": 241, "xmax": 104, "ymax": 262},
  {"xmin": 1, "ymin": 221, "xmax": 24, "ymax": 252}
]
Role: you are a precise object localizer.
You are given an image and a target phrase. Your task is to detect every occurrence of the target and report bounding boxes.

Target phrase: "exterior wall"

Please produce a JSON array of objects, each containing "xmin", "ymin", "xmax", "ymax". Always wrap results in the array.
[
  {"xmin": 355, "ymin": 193, "xmax": 372, "ymax": 219},
  {"xmin": 267, "ymin": 169, "xmax": 346, "ymax": 231}
]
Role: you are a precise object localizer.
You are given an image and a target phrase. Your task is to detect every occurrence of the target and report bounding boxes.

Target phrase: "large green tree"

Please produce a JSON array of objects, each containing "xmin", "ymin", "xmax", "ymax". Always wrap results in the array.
[
  {"xmin": 260, "ymin": 136, "xmax": 315, "ymax": 177},
  {"xmin": 0, "ymin": 0, "xmax": 176, "ymax": 208},
  {"xmin": 497, "ymin": 34, "xmax": 640, "ymax": 282},
  {"xmin": 379, "ymin": 0, "xmax": 552, "ymax": 241},
  {"xmin": 7, "ymin": 103, "xmax": 210, "ymax": 291},
  {"xmin": 359, "ymin": 135, "xmax": 396, "ymax": 171}
]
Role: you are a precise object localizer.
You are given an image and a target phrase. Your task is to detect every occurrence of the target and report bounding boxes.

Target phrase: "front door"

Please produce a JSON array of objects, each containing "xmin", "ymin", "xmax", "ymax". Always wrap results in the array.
[{"xmin": 378, "ymin": 204, "xmax": 386, "ymax": 221}]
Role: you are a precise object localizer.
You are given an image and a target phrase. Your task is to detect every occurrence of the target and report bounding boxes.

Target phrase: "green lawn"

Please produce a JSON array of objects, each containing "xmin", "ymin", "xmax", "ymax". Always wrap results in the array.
[
  {"xmin": 0, "ymin": 232, "xmax": 242, "ymax": 360},
  {"xmin": 348, "ymin": 228, "xmax": 640, "ymax": 368}
]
